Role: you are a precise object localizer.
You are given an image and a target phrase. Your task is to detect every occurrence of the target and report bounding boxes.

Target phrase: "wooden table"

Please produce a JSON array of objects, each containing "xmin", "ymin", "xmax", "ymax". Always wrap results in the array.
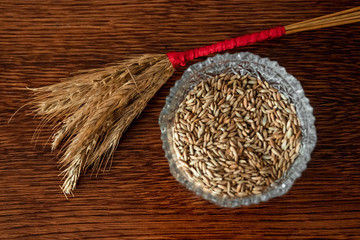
[{"xmin": 1, "ymin": 1, "xmax": 359, "ymax": 239}]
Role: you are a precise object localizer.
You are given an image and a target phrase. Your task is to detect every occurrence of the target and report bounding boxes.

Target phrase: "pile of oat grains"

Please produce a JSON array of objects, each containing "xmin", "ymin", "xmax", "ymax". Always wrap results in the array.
[{"xmin": 173, "ymin": 73, "xmax": 301, "ymax": 198}]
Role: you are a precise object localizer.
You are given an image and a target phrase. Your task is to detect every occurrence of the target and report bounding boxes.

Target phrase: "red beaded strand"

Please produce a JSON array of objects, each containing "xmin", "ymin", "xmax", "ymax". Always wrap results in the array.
[{"xmin": 167, "ymin": 26, "xmax": 286, "ymax": 69}]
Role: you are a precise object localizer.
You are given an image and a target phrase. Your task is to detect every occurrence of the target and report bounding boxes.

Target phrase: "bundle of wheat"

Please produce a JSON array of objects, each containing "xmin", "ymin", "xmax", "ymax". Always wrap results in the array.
[{"xmin": 27, "ymin": 7, "xmax": 359, "ymax": 195}]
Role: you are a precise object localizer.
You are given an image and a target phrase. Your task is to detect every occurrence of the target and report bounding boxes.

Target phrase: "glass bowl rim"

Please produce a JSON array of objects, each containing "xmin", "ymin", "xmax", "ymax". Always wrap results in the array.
[{"xmin": 159, "ymin": 52, "xmax": 317, "ymax": 207}]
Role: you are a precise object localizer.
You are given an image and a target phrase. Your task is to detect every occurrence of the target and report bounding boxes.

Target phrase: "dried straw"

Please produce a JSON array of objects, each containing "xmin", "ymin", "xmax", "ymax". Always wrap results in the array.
[{"xmin": 285, "ymin": 7, "xmax": 360, "ymax": 34}]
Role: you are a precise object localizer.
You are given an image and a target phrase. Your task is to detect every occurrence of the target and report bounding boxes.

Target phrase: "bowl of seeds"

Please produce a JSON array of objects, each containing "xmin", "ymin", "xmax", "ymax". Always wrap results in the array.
[{"xmin": 159, "ymin": 52, "xmax": 316, "ymax": 207}]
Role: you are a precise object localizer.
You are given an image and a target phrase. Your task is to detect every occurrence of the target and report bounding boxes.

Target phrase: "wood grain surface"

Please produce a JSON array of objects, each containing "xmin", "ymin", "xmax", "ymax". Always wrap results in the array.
[{"xmin": 1, "ymin": 1, "xmax": 360, "ymax": 239}]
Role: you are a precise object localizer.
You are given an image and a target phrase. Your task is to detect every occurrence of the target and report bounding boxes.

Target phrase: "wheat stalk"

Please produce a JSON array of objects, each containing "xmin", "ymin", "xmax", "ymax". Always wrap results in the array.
[{"xmin": 31, "ymin": 54, "xmax": 174, "ymax": 194}]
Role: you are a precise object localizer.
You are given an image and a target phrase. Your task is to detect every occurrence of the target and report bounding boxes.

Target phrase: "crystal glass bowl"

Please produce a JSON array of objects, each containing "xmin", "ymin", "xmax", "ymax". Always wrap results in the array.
[{"xmin": 159, "ymin": 52, "xmax": 317, "ymax": 207}]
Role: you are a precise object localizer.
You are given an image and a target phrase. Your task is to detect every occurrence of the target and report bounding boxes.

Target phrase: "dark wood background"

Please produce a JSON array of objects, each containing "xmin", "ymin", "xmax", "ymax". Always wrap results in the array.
[{"xmin": 1, "ymin": 1, "xmax": 359, "ymax": 239}]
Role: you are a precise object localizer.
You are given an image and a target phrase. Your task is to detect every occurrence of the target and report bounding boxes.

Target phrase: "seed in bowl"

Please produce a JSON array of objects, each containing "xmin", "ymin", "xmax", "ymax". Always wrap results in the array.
[{"xmin": 172, "ymin": 73, "xmax": 301, "ymax": 198}]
